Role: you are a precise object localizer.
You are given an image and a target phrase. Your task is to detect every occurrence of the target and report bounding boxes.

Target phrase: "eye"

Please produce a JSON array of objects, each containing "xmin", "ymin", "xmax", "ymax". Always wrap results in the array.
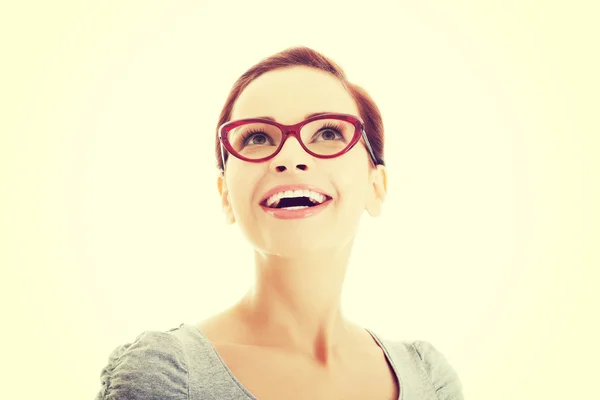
[
  {"xmin": 241, "ymin": 130, "xmax": 274, "ymax": 146},
  {"xmin": 313, "ymin": 123, "xmax": 345, "ymax": 142},
  {"xmin": 317, "ymin": 129, "xmax": 342, "ymax": 141}
]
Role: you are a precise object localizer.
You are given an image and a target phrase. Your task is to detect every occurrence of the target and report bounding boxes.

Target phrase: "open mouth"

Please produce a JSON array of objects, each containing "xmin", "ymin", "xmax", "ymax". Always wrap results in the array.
[{"xmin": 261, "ymin": 190, "xmax": 332, "ymax": 210}]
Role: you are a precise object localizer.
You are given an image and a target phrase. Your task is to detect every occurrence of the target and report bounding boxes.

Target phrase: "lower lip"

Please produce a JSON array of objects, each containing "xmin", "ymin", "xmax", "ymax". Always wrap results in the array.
[{"xmin": 260, "ymin": 198, "xmax": 332, "ymax": 220}]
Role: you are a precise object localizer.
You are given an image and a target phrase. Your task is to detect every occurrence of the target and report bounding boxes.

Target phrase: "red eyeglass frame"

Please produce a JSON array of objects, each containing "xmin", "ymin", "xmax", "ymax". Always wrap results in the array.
[{"xmin": 218, "ymin": 112, "xmax": 379, "ymax": 171}]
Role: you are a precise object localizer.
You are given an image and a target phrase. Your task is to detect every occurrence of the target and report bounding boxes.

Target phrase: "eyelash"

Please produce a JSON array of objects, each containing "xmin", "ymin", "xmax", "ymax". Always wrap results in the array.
[
  {"xmin": 320, "ymin": 122, "xmax": 344, "ymax": 138},
  {"xmin": 240, "ymin": 128, "xmax": 269, "ymax": 144}
]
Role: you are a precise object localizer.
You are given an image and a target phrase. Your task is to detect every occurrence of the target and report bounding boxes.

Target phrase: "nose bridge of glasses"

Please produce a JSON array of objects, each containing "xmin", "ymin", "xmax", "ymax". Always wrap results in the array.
[
  {"xmin": 276, "ymin": 128, "xmax": 307, "ymax": 155},
  {"xmin": 281, "ymin": 120, "xmax": 323, "ymax": 144}
]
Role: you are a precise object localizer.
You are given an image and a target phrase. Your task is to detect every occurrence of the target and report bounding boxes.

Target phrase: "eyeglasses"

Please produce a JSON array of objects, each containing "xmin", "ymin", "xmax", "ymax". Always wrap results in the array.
[{"xmin": 218, "ymin": 113, "xmax": 379, "ymax": 170}]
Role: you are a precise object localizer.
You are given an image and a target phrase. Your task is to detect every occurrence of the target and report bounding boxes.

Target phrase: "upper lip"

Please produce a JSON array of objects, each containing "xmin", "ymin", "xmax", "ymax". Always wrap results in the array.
[{"xmin": 259, "ymin": 184, "xmax": 332, "ymax": 205}]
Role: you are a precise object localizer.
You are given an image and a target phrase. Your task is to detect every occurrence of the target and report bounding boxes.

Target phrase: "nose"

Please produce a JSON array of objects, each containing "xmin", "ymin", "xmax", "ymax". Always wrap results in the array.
[{"xmin": 269, "ymin": 134, "xmax": 311, "ymax": 173}]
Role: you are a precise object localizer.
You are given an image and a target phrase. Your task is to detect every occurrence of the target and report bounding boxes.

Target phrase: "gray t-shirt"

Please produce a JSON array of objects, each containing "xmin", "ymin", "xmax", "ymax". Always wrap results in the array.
[{"xmin": 95, "ymin": 323, "xmax": 463, "ymax": 399}]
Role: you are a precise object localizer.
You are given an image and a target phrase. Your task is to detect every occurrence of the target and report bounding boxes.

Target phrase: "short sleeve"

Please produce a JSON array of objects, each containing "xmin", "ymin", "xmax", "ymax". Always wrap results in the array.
[
  {"xmin": 412, "ymin": 340, "xmax": 464, "ymax": 400},
  {"xmin": 95, "ymin": 331, "xmax": 189, "ymax": 400}
]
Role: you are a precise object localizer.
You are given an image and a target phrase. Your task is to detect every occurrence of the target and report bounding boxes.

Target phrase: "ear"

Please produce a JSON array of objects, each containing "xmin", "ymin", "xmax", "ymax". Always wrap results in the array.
[
  {"xmin": 217, "ymin": 173, "xmax": 236, "ymax": 225},
  {"xmin": 365, "ymin": 164, "xmax": 387, "ymax": 217}
]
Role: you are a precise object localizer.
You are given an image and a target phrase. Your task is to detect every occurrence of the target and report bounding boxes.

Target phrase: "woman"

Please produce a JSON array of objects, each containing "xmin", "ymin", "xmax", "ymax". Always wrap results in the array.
[{"xmin": 95, "ymin": 46, "xmax": 464, "ymax": 400}]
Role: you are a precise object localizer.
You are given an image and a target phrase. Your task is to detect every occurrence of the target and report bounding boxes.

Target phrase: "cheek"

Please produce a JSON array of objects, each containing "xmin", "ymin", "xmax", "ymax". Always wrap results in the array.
[
  {"xmin": 332, "ymin": 170, "xmax": 371, "ymax": 212},
  {"xmin": 226, "ymin": 164, "xmax": 258, "ymax": 215},
  {"xmin": 334, "ymin": 152, "xmax": 371, "ymax": 200}
]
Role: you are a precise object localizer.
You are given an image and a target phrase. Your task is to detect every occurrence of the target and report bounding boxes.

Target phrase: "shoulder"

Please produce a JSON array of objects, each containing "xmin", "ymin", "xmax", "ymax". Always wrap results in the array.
[
  {"xmin": 366, "ymin": 329, "xmax": 464, "ymax": 400},
  {"xmin": 95, "ymin": 329, "xmax": 189, "ymax": 400},
  {"xmin": 409, "ymin": 340, "xmax": 464, "ymax": 400}
]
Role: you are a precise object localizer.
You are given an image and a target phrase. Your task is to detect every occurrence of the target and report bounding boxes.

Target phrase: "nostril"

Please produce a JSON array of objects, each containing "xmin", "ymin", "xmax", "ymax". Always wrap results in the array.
[{"xmin": 274, "ymin": 164, "xmax": 307, "ymax": 172}]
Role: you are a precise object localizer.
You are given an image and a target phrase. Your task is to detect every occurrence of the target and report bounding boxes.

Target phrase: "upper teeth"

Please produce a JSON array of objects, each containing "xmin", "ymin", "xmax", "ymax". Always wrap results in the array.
[{"xmin": 265, "ymin": 189, "xmax": 327, "ymax": 208}]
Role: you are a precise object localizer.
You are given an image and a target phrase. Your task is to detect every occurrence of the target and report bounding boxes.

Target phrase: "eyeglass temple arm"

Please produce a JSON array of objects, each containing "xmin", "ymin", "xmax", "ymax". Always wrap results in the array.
[
  {"xmin": 361, "ymin": 128, "xmax": 379, "ymax": 166},
  {"xmin": 220, "ymin": 139, "xmax": 227, "ymax": 174}
]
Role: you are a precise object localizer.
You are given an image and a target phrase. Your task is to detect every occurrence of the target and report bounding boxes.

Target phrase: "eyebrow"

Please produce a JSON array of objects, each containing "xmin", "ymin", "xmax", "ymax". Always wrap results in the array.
[{"xmin": 253, "ymin": 112, "xmax": 330, "ymax": 122}]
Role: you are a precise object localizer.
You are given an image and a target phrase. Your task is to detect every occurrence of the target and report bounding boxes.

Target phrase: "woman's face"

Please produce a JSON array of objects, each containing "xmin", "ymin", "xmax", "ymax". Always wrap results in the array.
[{"xmin": 218, "ymin": 66, "xmax": 386, "ymax": 257}]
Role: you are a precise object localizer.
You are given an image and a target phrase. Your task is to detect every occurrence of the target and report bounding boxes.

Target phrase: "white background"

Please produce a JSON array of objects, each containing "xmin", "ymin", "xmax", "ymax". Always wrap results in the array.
[{"xmin": 2, "ymin": 1, "xmax": 598, "ymax": 399}]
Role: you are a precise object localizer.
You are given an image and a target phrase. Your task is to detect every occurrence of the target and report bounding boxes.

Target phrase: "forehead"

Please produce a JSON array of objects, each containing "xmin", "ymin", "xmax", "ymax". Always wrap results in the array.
[{"xmin": 231, "ymin": 66, "xmax": 359, "ymax": 124}]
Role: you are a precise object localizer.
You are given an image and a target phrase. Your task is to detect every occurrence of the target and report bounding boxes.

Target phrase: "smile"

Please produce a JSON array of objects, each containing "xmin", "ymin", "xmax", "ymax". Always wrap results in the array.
[
  {"xmin": 264, "ymin": 189, "xmax": 328, "ymax": 208},
  {"xmin": 259, "ymin": 185, "xmax": 333, "ymax": 219},
  {"xmin": 260, "ymin": 197, "xmax": 332, "ymax": 219}
]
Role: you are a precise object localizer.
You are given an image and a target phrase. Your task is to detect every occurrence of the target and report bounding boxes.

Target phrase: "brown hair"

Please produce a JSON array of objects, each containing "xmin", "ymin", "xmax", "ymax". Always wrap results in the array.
[{"xmin": 215, "ymin": 46, "xmax": 385, "ymax": 172}]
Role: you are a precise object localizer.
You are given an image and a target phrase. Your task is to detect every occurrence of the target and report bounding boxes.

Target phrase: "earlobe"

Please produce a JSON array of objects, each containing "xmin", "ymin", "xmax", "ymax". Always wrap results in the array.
[
  {"xmin": 366, "ymin": 165, "xmax": 388, "ymax": 217},
  {"xmin": 217, "ymin": 175, "xmax": 236, "ymax": 224}
]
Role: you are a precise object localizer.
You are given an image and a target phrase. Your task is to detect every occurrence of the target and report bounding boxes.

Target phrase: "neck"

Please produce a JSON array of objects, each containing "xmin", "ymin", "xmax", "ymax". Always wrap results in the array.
[{"xmin": 236, "ymin": 241, "xmax": 355, "ymax": 365}]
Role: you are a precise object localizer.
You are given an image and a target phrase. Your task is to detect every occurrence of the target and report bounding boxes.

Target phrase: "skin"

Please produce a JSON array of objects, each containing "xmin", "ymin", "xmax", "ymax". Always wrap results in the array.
[{"xmin": 215, "ymin": 65, "xmax": 388, "ymax": 368}]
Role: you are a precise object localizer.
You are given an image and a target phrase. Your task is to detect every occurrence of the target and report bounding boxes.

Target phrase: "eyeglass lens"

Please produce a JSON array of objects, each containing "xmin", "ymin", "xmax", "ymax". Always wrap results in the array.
[{"xmin": 226, "ymin": 118, "xmax": 356, "ymax": 159}]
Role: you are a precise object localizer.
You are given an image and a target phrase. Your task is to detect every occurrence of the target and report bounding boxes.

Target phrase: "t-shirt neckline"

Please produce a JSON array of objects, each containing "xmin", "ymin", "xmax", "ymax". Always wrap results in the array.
[{"xmin": 182, "ymin": 323, "xmax": 402, "ymax": 400}]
